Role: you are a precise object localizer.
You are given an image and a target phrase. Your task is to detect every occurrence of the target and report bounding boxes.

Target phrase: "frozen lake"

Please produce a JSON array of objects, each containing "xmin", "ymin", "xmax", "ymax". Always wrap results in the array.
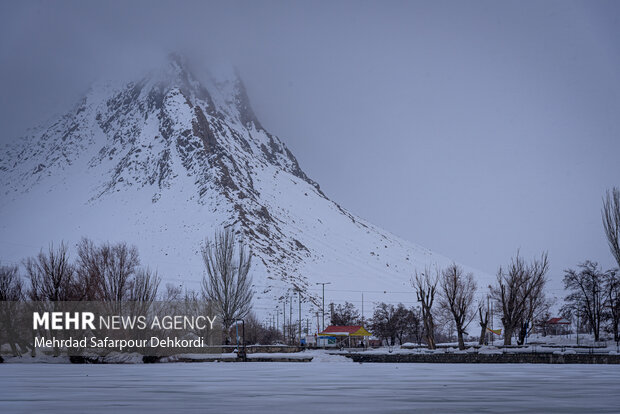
[{"xmin": 1, "ymin": 361, "xmax": 619, "ymax": 413}]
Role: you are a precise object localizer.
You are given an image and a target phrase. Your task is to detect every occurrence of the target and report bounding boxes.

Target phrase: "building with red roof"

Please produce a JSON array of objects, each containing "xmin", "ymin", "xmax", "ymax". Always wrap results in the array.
[
  {"xmin": 547, "ymin": 317, "xmax": 570, "ymax": 325},
  {"xmin": 546, "ymin": 317, "xmax": 571, "ymax": 336},
  {"xmin": 318, "ymin": 325, "xmax": 372, "ymax": 348}
]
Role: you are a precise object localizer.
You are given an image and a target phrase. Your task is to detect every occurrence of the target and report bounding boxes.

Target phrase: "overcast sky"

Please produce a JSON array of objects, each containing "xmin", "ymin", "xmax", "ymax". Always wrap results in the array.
[{"xmin": 1, "ymin": 0, "xmax": 619, "ymax": 295}]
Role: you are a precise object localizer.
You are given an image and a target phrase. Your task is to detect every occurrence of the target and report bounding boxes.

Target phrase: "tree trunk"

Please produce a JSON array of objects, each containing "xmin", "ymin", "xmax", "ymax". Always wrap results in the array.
[
  {"xmin": 593, "ymin": 317, "xmax": 600, "ymax": 342},
  {"xmin": 457, "ymin": 329, "xmax": 465, "ymax": 350},
  {"xmin": 427, "ymin": 337, "xmax": 435, "ymax": 349},
  {"xmin": 478, "ymin": 324, "xmax": 487, "ymax": 345},
  {"xmin": 503, "ymin": 327, "xmax": 513, "ymax": 345},
  {"xmin": 517, "ymin": 325, "xmax": 526, "ymax": 345},
  {"xmin": 9, "ymin": 342, "xmax": 20, "ymax": 357},
  {"xmin": 424, "ymin": 319, "xmax": 436, "ymax": 350},
  {"xmin": 478, "ymin": 307, "xmax": 488, "ymax": 345}
]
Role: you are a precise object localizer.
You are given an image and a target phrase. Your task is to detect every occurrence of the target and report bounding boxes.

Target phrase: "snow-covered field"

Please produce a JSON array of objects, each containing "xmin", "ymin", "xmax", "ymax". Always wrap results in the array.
[{"xmin": 1, "ymin": 361, "xmax": 619, "ymax": 413}]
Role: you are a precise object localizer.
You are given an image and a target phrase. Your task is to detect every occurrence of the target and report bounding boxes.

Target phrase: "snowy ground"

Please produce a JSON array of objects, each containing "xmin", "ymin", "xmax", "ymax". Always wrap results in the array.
[{"xmin": 1, "ymin": 361, "xmax": 619, "ymax": 413}]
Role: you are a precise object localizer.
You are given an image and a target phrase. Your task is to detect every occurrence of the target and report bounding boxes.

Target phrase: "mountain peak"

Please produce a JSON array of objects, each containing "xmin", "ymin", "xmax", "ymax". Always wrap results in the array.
[{"xmin": 0, "ymin": 59, "xmax": 485, "ymax": 310}]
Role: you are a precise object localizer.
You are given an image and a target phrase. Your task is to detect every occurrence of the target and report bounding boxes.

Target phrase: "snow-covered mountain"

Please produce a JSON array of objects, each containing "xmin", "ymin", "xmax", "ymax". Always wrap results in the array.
[{"xmin": 0, "ymin": 56, "xmax": 484, "ymax": 314}]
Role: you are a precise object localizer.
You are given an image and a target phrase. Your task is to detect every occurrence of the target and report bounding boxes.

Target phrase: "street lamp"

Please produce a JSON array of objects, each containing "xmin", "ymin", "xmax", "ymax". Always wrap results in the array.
[{"xmin": 232, "ymin": 319, "xmax": 246, "ymax": 361}]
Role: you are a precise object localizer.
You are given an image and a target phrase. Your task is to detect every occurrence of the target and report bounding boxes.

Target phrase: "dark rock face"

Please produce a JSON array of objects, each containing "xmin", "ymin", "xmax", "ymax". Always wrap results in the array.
[
  {"xmin": 234, "ymin": 75, "xmax": 263, "ymax": 130},
  {"xmin": 192, "ymin": 107, "xmax": 217, "ymax": 151}
]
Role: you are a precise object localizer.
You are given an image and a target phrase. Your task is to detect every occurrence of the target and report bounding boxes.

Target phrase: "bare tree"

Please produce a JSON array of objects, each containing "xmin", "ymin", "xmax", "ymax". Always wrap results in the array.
[
  {"xmin": 162, "ymin": 283, "xmax": 183, "ymax": 303},
  {"xmin": 0, "ymin": 264, "xmax": 23, "ymax": 302},
  {"xmin": 602, "ymin": 187, "xmax": 620, "ymax": 268},
  {"xmin": 535, "ymin": 308, "xmax": 553, "ymax": 337},
  {"xmin": 25, "ymin": 242, "xmax": 78, "ymax": 301},
  {"xmin": 75, "ymin": 238, "xmax": 140, "ymax": 302},
  {"xmin": 413, "ymin": 267, "xmax": 439, "ymax": 349},
  {"xmin": 0, "ymin": 264, "xmax": 26, "ymax": 356},
  {"xmin": 127, "ymin": 267, "xmax": 161, "ymax": 320},
  {"xmin": 201, "ymin": 228, "xmax": 253, "ymax": 334},
  {"xmin": 24, "ymin": 243, "xmax": 79, "ymax": 356},
  {"xmin": 75, "ymin": 238, "xmax": 103, "ymax": 300},
  {"xmin": 602, "ymin": 188, "xmax": 620, "ymax": 344},
  {"xmin": 129, "ymin": 268, "xmax": 160, "ymax": 303},
  {"xmin": 515, "ymin": 254, "xmax": 553, "ymax": 345},
  {"xmin": 438, "ymin": 264, "xmax": 477, "ymax": 350},
  {"xmin": 517, "ymin": 279, "xmax": 551, "ymax": 345},
  {"xmin": 491, "ymin": 252, "xmax": 548, "ymax": 345},
  {"xmin": 244, "ymin": 312, "xmax": 282, "ymax": 345},
  {"xmin": 102, "ymin": 243, "xmax": 140, "ymax": 302},
  {"xmin": 563, "ymin": 261, "xmax": 607, "ymax": 341},
  {"xmin": 181, "ymin": 289, "xmax": 220, "ymax": 346},
  {"xmin": 330, "ymin": 301, "xmax": 361, "ymax": 326},
  {"xmin": 604, "ymin": 270, "xmax": 620, "ymax": 343}
]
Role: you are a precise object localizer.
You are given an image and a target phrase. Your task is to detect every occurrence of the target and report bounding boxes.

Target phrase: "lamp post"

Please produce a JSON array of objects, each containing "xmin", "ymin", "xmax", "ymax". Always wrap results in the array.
[
  {"xmin": 232, "ymin": 319, "xmax": 246, "ymax": 361},
  {"xmin": 316, "ymin": 282, "xmax": 331, "ymax": 331}
]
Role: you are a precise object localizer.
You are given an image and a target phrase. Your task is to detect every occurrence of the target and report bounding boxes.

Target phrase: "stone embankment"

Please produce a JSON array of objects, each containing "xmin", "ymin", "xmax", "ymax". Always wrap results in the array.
[{"xmin": 344, "ymin": 352, "xmax": 620, "ymax": 364}]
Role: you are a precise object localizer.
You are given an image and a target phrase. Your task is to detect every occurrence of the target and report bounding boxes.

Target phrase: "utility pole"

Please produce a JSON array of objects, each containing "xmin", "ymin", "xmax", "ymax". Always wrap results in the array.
[
  {"xmin": 283, "ymin": 297, "xmax": 287, "ymax": 344},
  {"xmin": 361, "ymin": 292, "xmax": 364, "ymax": 326},
  {"xmin": 577, "ymin": 310, "xmax": 580, "ymax": 346},
  {"xmin": 416, "ymin": 305, "xmax": 422, "ymax": 346},
  {"xmin": 289, "ymin": 295, "xmax": 293, "ymax": 344},
  {"xmin": 316, "ymin": 282, "xmax": 331, "ymax": 331},
  {"xmin": 316, "ymin": 311, "xmax": 320, "ymax": 333},
  {"xmin": 298, "ymin": 290, "xmax": 302, "ymax": 344},
  {"xmin": 490, "ymin": 301, "xmax": 494, "ymax": 345},
  {"xmin": 486, "ymin": 295, "xmax": 490, "ymax": 345}
]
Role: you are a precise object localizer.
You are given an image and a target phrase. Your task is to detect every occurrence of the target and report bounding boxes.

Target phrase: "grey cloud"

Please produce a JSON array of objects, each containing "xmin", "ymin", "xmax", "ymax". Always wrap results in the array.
[{"xmin": 1, "ymin": 0, "xmax": 619, "ymax": 294}]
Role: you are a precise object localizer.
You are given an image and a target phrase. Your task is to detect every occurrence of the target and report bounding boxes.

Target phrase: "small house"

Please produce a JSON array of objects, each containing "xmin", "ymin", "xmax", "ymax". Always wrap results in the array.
[
  {"xmin": 318, "ymin": 325, "xmax": 372, "ymax": 348},
  {"xmin": 546, "ymin": 317, "xmax": 571, "ymax": 336}
]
